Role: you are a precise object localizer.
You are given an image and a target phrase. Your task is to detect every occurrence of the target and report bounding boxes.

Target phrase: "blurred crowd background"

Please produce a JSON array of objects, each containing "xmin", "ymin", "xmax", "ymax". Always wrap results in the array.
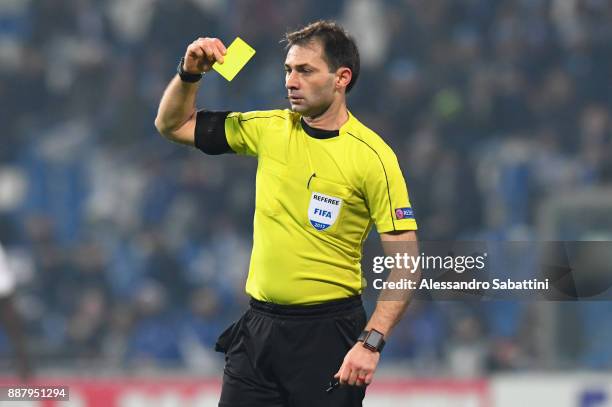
[{"xmin": 0, "ymin": 0, "xmax": 611, "ymax": 377}]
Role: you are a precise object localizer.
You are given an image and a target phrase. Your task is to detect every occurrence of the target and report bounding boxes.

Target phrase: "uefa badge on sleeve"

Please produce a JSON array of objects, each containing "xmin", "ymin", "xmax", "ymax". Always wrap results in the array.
[
  {"xmin": 395, "ymin": 207, "xmax": 414, "ymax": 220},
  {"xmin": 308, "ymin": 192, "xmax": 342, "ymax": 231}
]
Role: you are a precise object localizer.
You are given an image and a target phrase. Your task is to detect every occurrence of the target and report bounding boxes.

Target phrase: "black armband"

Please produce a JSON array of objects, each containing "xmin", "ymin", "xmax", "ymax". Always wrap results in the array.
[{"xmin": 195, "ymin": 110, "xmax": 233, "ymax": 155}]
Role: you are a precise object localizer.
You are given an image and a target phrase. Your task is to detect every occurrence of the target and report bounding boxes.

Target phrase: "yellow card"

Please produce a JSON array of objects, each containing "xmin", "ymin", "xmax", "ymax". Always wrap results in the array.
[{"xmin": 212, "ymin": 37, "xmax": 256, "ymax": 81}]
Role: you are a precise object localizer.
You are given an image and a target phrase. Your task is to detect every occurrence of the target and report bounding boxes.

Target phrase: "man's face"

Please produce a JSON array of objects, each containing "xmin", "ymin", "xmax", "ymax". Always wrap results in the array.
[{"xmin": 284, "ymin": 40, "xmax": 336, "ymax": 117}]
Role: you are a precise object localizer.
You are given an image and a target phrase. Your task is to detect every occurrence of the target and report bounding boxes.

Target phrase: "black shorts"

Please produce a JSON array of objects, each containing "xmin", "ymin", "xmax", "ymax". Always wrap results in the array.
[{"xmin": 215, "ymin": 296, "xmax": 367, "ymax": 407}]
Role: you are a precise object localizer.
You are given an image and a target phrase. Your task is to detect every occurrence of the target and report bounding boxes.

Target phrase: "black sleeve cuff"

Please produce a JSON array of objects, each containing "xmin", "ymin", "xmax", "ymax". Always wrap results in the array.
[{"xmin": 194, "ymin": 110, "xmax": 233, "ymax": 155}]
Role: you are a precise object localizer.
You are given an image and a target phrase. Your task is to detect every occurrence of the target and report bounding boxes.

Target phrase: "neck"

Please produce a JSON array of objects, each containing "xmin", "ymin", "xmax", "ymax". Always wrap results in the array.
[{"xmin": 302, "ymin": 97, "xmax": 349, "ymax": 130}]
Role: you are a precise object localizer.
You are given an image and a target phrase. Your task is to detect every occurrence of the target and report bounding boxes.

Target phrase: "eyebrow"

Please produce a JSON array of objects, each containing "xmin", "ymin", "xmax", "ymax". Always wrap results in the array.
[{"xmin": 284, "ymin": 63, "xmax": 317, "ymax": 70}]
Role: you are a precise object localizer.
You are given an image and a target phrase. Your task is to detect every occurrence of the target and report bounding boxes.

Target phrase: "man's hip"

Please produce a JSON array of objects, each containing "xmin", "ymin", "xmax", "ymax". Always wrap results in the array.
[{"xmin": 216, "ymin": 296, "xmax": 367, "ymax": 407}]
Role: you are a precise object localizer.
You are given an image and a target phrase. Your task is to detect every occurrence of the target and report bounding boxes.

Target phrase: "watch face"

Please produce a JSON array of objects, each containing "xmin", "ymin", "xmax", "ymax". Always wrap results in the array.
[{"xmin": 365, "ymin": 330, "xmax": 384, "ymax": 348}]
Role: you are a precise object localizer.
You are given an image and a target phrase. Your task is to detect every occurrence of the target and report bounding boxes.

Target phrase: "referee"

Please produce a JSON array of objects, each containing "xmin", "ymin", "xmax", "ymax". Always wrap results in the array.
[{"xmin": 155, "ymin": 20, "xmax": 420, "ymax": 407}]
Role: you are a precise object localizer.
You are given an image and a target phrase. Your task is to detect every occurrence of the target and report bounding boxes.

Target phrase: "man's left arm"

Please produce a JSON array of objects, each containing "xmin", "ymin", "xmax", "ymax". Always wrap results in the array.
[{"xmin": 335, "ymin": 230, "xmax": 420, "ymax": 386}]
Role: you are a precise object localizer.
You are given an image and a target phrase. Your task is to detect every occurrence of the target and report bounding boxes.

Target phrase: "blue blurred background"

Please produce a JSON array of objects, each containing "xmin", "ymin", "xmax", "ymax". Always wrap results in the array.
[{"xmin": 0, "ymin": 0, "xmax": 611, "ymax": 376}]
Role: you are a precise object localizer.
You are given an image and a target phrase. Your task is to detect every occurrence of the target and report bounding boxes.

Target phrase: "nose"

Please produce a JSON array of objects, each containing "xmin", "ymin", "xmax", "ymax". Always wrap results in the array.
[{"xmin": 285, "ymin": 70, "xmax": 299, "ymax": 90}]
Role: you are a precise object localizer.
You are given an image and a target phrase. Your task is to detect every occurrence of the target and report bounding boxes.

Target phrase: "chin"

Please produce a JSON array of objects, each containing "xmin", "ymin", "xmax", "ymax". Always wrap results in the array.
[
  {"xmin": 290, "ymin": 104, "xmax": 330, "ymax": 119},
  {"xmin": 289, "ymin": 104, "xmax": 310, "ymax": 114}
]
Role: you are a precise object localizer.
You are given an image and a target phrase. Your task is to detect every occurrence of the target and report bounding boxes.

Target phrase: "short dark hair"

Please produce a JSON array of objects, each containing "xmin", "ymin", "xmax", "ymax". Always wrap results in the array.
[{"xmin": 283, "ymin": 20, "xmax": 360, "ymax": 93}]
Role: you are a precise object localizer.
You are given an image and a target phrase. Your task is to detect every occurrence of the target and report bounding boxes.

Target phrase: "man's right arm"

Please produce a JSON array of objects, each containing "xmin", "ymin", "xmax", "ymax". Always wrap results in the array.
[{"xmin": 154, "ymin": 37, "xmax": 227, "ymax": 146}]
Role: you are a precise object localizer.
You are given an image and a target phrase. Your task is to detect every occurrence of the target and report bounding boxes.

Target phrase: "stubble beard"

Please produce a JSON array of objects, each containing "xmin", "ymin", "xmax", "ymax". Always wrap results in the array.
[{"xmin": 290, "ymin": 99, "xmax": 333, "ymax": 120}]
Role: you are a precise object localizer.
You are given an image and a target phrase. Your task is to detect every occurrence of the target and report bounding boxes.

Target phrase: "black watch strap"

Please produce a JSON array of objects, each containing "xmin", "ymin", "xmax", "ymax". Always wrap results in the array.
[
  {"xmin": 177, "ymin": 57, "xmax": 203, "ymax": 83},
  {"xmin": 357, "ymin": 329, "xmax": 386, "ymax": 353}
]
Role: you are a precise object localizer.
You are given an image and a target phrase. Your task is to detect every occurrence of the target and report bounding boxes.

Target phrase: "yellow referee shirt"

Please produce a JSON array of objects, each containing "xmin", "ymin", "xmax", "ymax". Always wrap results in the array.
[{"xmin": 223, "ymin": 109, "xmax": 417, "ymax": 305}]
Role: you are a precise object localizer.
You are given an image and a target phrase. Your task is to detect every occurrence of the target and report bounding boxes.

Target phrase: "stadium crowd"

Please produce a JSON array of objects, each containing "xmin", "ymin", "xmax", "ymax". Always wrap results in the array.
[{"xmin": 0, "ymin": 0, "xmax": 611, "ymax": 374}]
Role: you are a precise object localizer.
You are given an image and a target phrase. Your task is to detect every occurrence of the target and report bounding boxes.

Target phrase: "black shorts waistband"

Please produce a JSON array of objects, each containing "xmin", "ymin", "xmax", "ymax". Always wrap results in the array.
[{"xmin": 249, "ymin": 296, "xmax": 362, "ymax": 317}]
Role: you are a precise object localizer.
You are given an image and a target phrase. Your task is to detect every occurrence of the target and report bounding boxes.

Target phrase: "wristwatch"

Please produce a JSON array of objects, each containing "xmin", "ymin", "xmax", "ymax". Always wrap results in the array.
[
  {"xmin": 177, "ymin": 57, "xmax": 203, "ymax": 83},
  {"xmin": 357, "ymin": 329, "xmax": 386, "ymax": 352}
]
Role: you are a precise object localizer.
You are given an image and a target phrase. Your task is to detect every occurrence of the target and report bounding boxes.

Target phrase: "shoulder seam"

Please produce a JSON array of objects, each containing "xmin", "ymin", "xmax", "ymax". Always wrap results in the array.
[
  {"xmin": 238, "ymin": 114, "xmax": 288, "ymax": 123},
  {"xmin": 346, "ymin": 131, "xmax": 396, "ymax": 231}
]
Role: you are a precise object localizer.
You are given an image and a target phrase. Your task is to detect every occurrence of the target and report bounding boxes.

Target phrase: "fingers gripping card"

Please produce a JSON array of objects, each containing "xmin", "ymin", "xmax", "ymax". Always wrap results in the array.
[{"xmin": 212, "ymin": 37, "xmax": 256, "ymax": 81}]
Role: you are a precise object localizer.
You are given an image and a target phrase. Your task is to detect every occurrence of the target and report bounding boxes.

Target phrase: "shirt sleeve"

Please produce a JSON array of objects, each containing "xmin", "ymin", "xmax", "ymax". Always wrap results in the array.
[
  {"xmin": 196, "ymin": 110, "xmax": 288, "ymax": 157},
  {"xmin": 224, "ymin": 111, "xmax": 274, "ymax": 157},
  {"xmin": 363, "ymin": 146, "xmax": 418, "ymax": 233},
  {"xmin": 195, "ymin": 110, "xmax": 275, "ymax": 156}
]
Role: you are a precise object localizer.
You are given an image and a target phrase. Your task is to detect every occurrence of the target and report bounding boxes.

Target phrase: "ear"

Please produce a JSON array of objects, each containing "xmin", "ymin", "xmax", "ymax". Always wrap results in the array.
[{"xmin": 335, "ymin": 67, "xmax": 352, "ymax": 92}]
